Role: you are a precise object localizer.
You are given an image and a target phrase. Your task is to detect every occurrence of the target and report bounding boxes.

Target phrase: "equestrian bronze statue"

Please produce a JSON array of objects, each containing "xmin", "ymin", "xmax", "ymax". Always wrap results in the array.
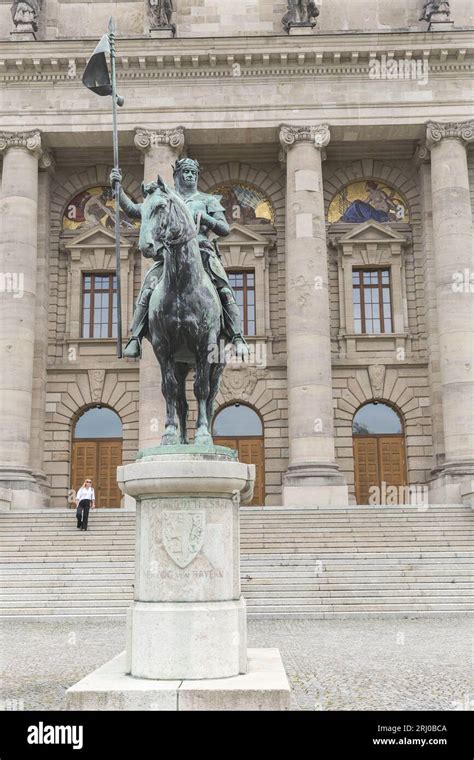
[{"xmin": 110, "ymin": 158, "xmax": 248, "ymax": 446}]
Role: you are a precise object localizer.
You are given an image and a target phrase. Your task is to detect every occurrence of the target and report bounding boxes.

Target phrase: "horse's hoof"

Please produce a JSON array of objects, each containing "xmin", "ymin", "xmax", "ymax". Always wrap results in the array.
[
  {"xmin": 161, "ymin": 433, "xmax": 178, "ymax": 446},
  {"xmin": 195, "ymin": 430, "xmax": 212, "ymax": 447}
]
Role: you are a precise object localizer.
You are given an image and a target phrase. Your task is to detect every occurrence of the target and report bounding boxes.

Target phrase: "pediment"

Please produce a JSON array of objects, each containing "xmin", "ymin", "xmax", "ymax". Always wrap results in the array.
[
  {"xmin": 63, "ymin": 225, "xmax": 126, "ymax": 250},
  {"xmin": 223, "ymin": 222, "xmax": 272, "ymax": 246},
  {"xmin": 337, "ymin": 221, "xmax": 407, "ymax": 245}
]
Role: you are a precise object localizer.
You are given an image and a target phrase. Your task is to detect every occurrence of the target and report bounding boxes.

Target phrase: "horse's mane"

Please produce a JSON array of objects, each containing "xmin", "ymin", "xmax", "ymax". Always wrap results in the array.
[
  {"xmin": 166, "ymin": 189, "xmax": 196, "ymax": 245},
  {"xmin": 144, "ymin": 179, "xmax": 196, "ymax": 246}
]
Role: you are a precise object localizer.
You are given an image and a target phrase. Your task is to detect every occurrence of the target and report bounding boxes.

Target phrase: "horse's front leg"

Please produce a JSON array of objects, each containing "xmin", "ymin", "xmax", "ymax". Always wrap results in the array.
[
  {"xmin": 194, "ymin": 354, "xmax": 212, "ymax": 446},
  {"xmin": 156, "ymin": 352, "xmax": 179, "ymax": 445}
]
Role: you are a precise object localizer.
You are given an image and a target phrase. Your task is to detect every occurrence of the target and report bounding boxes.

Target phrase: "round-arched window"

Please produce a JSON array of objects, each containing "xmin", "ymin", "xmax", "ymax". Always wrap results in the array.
[
  {"xmin": 74, "ymin": 407, "xmax": 122, "ymax": 439},
  {"xmin": 352, "ymin": 403, "xmax": 403, "ymax": 436},
  {"xmin": 213, "ymin": 404, "xmax": 262, "ymax": 437}
]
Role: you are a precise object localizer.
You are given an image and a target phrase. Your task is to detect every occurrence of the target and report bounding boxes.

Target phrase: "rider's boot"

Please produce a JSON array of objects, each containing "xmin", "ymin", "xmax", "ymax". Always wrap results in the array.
[
  {"xmin": 122, "ymin": 290, "xmax": 152, "ymax": 358},
  {"xmin": 219, "ymin": 288, "xmax": 250, "ymax": 360}
]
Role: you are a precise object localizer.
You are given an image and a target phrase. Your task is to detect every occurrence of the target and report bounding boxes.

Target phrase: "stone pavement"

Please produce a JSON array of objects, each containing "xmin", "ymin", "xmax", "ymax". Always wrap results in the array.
[{"xmin": 0, "ymin": 617, "xmax": 472, "ymax": 711}]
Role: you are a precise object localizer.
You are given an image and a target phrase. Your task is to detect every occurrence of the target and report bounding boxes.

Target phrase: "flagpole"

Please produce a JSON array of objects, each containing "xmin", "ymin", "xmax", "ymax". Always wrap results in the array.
[{"xmin": 108, "ymin": 17, "xmax": 123, "ymax": 359}]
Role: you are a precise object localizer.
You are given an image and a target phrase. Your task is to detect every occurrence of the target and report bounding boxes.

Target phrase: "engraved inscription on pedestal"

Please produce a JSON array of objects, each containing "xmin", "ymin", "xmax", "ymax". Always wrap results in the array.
[{"xmin": 162, "ymin": 509, "xmax": 205, "ymax": 568}]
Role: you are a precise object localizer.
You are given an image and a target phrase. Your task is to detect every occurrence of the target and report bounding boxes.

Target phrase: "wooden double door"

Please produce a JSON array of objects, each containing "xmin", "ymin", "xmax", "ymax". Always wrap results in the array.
[
  {"xmin": 353, "ymin": 435, "xmax": 407, "ymax": 505},
  {"xmin": 72, "ymin": 439, "xmax": 123, "ymax": 508},
  {"xmin": 214, "ymin": 436, "xmax": 265, "ymax": 506}
]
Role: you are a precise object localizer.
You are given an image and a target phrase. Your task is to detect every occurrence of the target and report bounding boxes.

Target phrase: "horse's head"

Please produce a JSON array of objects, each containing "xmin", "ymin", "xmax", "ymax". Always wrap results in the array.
[{"xmin": 139, "ymin": 175, "xmax": 195, "ymax": 258}]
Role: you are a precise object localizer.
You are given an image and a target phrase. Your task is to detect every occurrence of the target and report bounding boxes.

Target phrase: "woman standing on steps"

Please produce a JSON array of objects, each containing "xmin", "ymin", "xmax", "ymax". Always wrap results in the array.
[{"xmin": 75, "ymin": 479, "xmax": 96, "ymax": 531}]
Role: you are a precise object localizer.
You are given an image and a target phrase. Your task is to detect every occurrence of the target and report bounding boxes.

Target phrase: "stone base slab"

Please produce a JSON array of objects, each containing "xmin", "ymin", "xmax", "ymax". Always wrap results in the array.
[
  {"xmin": 127, "ymin": 598, "xmax": 247, "ymax": 680},
  {"xmin": 283, "ymin": 480, "xmax": 349, "ymax": 508},
  {"xmin": 288, "ymin": 25, "xmax": 316, "ymax": 35},
  {"xmin": 429, "ymin": 469, "xmax": 474, "ymax": 506},
  {"xmin": 66, "ymin": 649, "xmax": 291, "ymax": 711},
  {"xmin": 0, "ymin": 483, "xmax": 46, "ymax": 511},
  {"xmin": 428, "ymin": 21, "xmax": 454, "ymax": 31},
  {"xmin": 150, "ymin": 28, "xmax": 175, "ymax": 38},
  {"xmin": 283, "ymin": 464, "xmax": 349, "ymax": 508}
]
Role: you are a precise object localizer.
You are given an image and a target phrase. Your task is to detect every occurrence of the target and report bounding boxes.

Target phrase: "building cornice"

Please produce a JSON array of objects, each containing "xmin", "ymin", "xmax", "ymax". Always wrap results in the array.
[{"xmin": 0, "ymin": 32, "xmax": 472, "ymax": 84}]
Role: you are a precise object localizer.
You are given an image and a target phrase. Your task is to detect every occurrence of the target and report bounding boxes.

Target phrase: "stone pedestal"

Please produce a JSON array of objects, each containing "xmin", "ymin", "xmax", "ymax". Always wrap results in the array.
[
  {"xmin": 10, "ymin": 29, "xmax": 37, "ymax": 41},
  {"xmin": 428, "ymin": 12, "xmax": 454, "ymax": 31},
  {"xmin": 150, "ymin": 28, "xmax": 175, "ymax": 38},
  {"xmin": 67, "ymin": 448, "xmax": 290, "ymax": 710},
  {"xmin": 426, "ymin": 121, "xmax": 474, "ymax": 504},
  {"xmin": 288, "ymin": 24, "xmax": 316, "ymax": 36},
  {"xmin": 279, "ymin": 125, "xmax": 348, "ymax": 508}
]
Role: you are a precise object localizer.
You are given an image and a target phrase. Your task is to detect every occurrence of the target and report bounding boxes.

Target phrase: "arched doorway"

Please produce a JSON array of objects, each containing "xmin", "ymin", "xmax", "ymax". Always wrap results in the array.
[
  {"xmin": 213, "ymin": 404, "xmax": 265, "ymax": 506},
  {"xmin": 353, "ymin": 402, "xmax": 407, "ymax": 505},
  {"xmin": 71, "ymin": 406, "xmax": 123, "ymax": 508}
]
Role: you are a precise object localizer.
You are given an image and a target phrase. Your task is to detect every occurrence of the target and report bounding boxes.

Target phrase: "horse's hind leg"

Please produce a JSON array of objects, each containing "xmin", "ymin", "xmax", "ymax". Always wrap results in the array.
[
  {"xmin": 175, "ymin": 362, "xmax": 189, "ymax": 444},
  {"xmin": 194, "ymin": 353, "xmax": 213, "ymax": 446},
  {"xmin": 207, "ymin": 362, "xmax": 225, "ymax": 436}
]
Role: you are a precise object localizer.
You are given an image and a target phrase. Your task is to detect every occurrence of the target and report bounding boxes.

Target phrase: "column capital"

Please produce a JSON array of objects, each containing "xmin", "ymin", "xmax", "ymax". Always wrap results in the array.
[
  {"xmin": 426, "ymin": 120, "xmax": 474, "ymax": 150},
  {"xmin": 39, "ymin": 150, "xmax": 56, "ymax": 173},
  {"xmin": 0, "ymin": 130, "xmax": 42, "ymax": 159},
  {"xmin": 134, "ymin": 126, "xmax": 185, "ymax": 155},
  {"xmin": 279, "ymin": 124, "xmax": 331, "ymax": 154},
  {"xmin": 413, "ymin": 143, "xmax": 430, "ymax": 167}
]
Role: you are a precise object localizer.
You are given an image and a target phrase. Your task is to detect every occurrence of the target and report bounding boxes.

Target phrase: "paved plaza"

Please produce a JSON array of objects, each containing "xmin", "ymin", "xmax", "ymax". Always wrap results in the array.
[{"xmin": 1, "ymin": 616, "xmax": 471, "ymax": 712}]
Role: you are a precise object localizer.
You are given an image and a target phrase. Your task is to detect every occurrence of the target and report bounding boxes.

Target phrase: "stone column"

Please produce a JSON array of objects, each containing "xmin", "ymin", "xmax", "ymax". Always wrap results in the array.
[
  {"xmin": 0, "ymin": 131, "xmax": 44, "ymax": 509},
  {"xmin": 133, "ymin": 127, "xmax": 185, "ymax": 454},
  {"xmin": 426, "ymin": 121, "xmax": 474, "ymax": 505},
  {"xmin": 30, "ymin": 152, "xmax": 55, "ymax": 497},
  {"xmin": 279, "ymin": 125, "xmax": 348, "ymax": 507}
]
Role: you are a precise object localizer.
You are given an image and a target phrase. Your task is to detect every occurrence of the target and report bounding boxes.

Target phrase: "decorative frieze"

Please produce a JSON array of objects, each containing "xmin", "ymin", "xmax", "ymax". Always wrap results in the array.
[
  {"xmin": 426, "ymin": 120, "xmax": 474, "ymax": 148},
  {"xmin": 0, "ymin": 129, "xmax": 42, "ymax": 158}
]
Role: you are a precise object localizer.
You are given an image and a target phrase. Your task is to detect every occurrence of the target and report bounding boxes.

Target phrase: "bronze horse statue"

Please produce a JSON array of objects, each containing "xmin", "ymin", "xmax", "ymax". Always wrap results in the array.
[{"xmin": 139, "ymin": 176, "xmax": 226, "ymax": 446}]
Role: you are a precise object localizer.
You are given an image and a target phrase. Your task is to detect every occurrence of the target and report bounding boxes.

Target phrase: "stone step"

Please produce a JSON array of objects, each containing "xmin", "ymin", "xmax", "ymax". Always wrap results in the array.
[
  {"xmin": 246, "ymin": 601, "xmax": 474, "ymax": 611},
  {"xmin": 0, "ymin": 589, "xmax": 134, "ymax": 599},
  {"xmin": 1, "ymin": 508, "xmax": 471, "ymax": 618},
  {"xmin": 0, "ymin": 608, "xmax": 128, "ymax": 617}
]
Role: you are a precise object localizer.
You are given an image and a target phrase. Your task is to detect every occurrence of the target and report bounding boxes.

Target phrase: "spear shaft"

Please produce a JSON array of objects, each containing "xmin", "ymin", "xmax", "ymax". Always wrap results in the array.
[{"xmin": 108, "ymin": 17, "xmax": 123, "ymax": 359}]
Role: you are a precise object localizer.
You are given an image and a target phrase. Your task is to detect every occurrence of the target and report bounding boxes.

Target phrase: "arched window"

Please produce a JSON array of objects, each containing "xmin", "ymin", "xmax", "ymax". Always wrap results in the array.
[
  {"xmin": 74, "ymin": 407, "xmax": 123, "ymax": 438},
  {"xmin": 352, "ymin": 402, "xmax": 406, "ymax": 505},
  {"xmin": 72, "ymin": 406, "xmax": 123, "ymax": 508},
  {"xmin": 213, "ymin": 404, "xmax": 262, "ymax": 437},
  {"xmin": 353, "ymin": 402, "xmax": 402, "ymax": 435},
  {"xmin": 213, "ymin": 404, "xmax": 264, "ymax": 505}
]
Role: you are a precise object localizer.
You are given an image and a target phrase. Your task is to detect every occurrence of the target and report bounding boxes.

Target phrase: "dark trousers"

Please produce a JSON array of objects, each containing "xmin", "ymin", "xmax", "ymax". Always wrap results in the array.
[{"xmin": 77, "ymin": 500, "xmax": 91, "ymax": 530}]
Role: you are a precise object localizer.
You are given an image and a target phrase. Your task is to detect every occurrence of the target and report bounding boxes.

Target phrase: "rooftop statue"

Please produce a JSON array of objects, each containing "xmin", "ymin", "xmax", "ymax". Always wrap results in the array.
[
  {"xmin": 147, "ymin": 0, "xmax": 175, "ymax": 32},
  {"xmin": 282, "ymin": 0, "xmax": 319, "ymax": 33},
  {"xmin": 11, "ymin": 0, "xmax": 41, "ymax": 31},
  {"xmin": 420, "ymin": 1, "xmax": 450, "ymax": 22}
]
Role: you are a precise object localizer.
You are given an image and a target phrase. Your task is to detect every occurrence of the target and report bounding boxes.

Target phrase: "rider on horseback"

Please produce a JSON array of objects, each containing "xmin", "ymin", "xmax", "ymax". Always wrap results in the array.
[{"xmin": 110, "ymin": 158, "xmax": 249, "ymax": 360}]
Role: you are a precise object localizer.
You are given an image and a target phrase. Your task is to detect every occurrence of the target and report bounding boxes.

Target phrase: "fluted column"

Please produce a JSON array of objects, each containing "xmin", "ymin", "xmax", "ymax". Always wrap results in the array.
[
  {"xmin": 279, "ymin": 125, "xmax": 348, "ymax": 507},
  {"xmin": 0, "ymin": 131, "xmax": 45, "ymax": 509},
  {"xmin": 426, "ymin": 121, "xmax": 474, "ymax": 504},
  {"xmin": 133, "ymin": 127, "xmax": 185, "ymax": 452}
]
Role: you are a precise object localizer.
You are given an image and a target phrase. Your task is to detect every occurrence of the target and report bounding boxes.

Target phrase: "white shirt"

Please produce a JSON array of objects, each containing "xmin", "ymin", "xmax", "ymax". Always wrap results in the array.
[{"xmin": 76, "ymin": 486, "xmax": 95, "ymax": 502}]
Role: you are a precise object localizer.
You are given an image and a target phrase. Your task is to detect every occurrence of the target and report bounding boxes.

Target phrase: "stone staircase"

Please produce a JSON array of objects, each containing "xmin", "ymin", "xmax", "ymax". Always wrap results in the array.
[
  {"xmin": 0, "ymin": 506, "xmax": 472, "ymax": 618},
  {"xmin": 240, "ymin": 506, "xmax": 474, "ymax": 617}
]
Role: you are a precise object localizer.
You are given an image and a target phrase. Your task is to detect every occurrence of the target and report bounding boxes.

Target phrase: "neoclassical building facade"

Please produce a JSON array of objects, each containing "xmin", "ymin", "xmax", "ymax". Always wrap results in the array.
[{"xmin": 0, "ymin": 1, "xmax": 473, "ymax": 510}]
